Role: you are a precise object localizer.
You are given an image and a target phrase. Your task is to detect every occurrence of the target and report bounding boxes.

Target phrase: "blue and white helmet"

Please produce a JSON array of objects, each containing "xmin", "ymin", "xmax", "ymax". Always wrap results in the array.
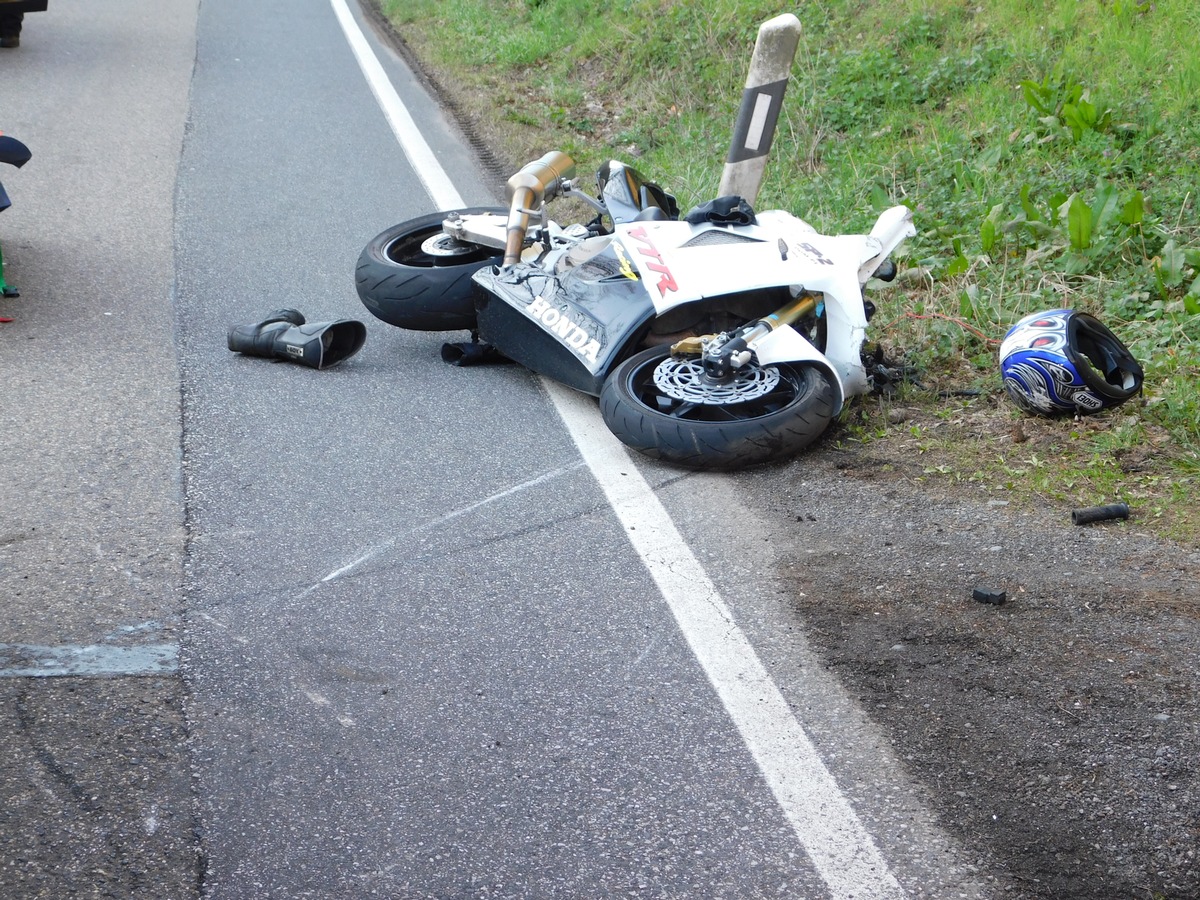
[{"xmin": 999, "ymin": 309, "xmax": 1143, "ymax": 416}]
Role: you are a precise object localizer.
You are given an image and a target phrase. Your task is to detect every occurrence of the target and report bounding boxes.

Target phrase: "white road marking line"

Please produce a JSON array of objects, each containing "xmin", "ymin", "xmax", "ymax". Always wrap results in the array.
[
  {"xmin": 329, "ymin": 0, "xmax": 465, "ymax": 210},
  {"xmin": 0, "ymin": 641, "xmax": 179, "ymax": 678},
  {"xmin": 336, "ymin": 8, "xmax": 904, "ymax": 896},
  {"xmin": 544, "ymin": 383, "xmax": 903, "ymax": 899}
]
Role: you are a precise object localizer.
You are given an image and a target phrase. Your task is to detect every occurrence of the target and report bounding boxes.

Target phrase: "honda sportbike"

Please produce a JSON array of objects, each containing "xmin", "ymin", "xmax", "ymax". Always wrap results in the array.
[{"xmin": 355, "ymin": 151, "xmax": 915, "ymax": 469}]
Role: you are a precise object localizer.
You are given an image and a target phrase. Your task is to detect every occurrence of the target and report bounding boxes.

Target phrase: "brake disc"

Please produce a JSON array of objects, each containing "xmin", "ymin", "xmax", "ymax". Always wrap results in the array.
[
  {"xmin": 652, "ymin": 356, "xmax": 780, "ymax": 405},
  {"xmin": 420, "ymin": 233, "xmax": 481, "ymax": 258}
]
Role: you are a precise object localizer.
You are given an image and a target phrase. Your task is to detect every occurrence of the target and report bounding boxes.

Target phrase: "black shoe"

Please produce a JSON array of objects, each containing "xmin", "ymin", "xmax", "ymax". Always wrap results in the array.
[{"xmin": 0, "ymin": 12, "xmax": 22, "ymax": 47}]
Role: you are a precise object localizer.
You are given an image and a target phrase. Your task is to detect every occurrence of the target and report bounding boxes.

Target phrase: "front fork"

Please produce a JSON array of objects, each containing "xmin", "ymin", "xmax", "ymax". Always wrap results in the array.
[{"xmin": 670, "ymin": 291, "xmax": 821, "ymax": 381}]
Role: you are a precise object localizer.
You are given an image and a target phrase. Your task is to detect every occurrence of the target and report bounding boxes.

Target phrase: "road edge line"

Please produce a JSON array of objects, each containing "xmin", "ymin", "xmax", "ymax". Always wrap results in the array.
[
  {"xmin": 543, "ymin": 382, "xmax": 903, "ymax": 899},
  {"xmin": 330, "ymin": 0, "xmax": 466, "ymax": 210}
]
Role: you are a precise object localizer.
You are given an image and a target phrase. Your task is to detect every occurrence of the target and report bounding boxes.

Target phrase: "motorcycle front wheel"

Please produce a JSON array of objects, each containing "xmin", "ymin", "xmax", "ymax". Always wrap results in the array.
[
  {"xmin": 355, "ymin": 207, "xmax": 506, "ymax": 331},
  {"xmin": 599, "ymin": 346, "xmax": 838, "ymax": 469}
]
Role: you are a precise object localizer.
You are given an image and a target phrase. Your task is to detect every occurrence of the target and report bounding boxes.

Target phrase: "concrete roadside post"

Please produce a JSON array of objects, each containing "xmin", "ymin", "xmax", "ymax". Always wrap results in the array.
[{"xmin": 718, "ymin": 13, "xmax": 802, "ymax": 207}]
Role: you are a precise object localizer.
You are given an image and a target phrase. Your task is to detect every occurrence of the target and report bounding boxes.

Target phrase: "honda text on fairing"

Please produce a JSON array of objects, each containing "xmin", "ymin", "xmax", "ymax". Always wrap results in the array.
[{"xmin": 355, "ymin": 150, "xmax": 915, "ymax": 470}]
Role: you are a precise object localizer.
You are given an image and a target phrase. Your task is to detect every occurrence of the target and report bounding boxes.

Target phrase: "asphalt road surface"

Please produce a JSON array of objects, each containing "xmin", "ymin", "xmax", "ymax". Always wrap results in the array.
[{"xmin": 2, "ymin": 1, "xmax": 993, "ymax": 897}]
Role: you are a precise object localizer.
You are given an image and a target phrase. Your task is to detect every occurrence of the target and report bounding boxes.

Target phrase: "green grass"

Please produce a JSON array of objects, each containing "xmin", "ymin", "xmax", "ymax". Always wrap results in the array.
[{"xmin": 378, "ymin": 0, "xmax": 1199, "ymax": 541}]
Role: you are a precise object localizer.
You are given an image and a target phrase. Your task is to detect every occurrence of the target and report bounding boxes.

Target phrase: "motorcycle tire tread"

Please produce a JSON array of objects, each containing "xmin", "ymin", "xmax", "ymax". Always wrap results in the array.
[
  {"xmin": 599, "ymin": 348, "xmax": 838, "ymax": 470},
  {"xmin": 355, "ymin": 207, "xmax": 507, "ymax": 332}
]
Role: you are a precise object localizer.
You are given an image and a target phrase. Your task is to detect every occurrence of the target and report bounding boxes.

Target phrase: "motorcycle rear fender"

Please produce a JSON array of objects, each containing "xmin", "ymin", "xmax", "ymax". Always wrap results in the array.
[
  {"xmin": 749, "ymin": 325, "xmax": 849, "ymax": 414},
  {"xmin": 444, "ymin": 212, "xmax": 587, "ymax": 264}
]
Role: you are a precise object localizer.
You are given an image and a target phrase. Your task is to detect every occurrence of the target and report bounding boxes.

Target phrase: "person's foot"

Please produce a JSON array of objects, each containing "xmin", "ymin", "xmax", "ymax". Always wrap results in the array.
[{"xmin": 0, "ymin": 35, "xmax": 18, "ymax": 49}]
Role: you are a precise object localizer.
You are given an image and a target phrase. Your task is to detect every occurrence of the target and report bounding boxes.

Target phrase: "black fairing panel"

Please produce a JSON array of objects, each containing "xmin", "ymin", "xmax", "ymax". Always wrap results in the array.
[{"xmin": 472, "ymin": 244, "xmax": 656, "ymax": 396}]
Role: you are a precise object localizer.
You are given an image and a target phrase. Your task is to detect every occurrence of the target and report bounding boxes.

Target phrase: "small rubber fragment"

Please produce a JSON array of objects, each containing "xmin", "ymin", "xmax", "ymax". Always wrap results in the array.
[{"xmin": 973, "ymin": 587, "xmax": 1007, "ymax": 606}]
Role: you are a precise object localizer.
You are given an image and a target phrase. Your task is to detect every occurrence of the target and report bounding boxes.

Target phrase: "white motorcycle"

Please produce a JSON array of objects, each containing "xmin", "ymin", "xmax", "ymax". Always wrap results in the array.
[{"xmin": 355, "ymin": 150, "xmax": 915, "ymax": 469}]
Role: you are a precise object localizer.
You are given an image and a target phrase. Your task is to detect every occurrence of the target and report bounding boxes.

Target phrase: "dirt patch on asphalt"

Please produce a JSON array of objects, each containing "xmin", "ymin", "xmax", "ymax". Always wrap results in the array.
[{"xmin": 763, "ymin": 423, "xmax": 1200, "ymax": 899}]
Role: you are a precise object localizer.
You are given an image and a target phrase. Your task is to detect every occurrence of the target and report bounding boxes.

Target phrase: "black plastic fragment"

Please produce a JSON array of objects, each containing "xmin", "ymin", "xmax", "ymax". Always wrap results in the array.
[{"xmin": 973, "ymin": 587, "xmax": 1007, "ymax": 606}]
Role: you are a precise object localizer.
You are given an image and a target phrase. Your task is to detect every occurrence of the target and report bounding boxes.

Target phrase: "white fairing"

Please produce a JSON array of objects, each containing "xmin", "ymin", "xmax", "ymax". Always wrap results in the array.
[
  {"xmin": 751, "ymin": 324, "xmax": 847, "ymax": 413},
  {"xmin": 445, "ymin": 203, "xmax": 914, "ymax": 404},
  {"xmin": 860, "ymin": 206, "xmax": 917, "ymax": 284},
  {"xmin": 616, "ymin": 206, "xmax": 913, "ymax": 401}
]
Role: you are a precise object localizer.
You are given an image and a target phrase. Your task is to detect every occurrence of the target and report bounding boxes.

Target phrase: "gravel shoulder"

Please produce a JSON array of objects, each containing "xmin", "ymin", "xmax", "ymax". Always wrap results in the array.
[{"xmin": 755, "ymin": 423, "xmax": 1199, "ymax": 899}]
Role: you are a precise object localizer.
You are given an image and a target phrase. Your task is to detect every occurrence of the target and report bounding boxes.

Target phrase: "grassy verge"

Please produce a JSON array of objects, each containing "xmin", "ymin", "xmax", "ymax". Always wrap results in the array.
[{"xmin": 377, "ymin": 0, "xmax": 1199, "ymax": 544}]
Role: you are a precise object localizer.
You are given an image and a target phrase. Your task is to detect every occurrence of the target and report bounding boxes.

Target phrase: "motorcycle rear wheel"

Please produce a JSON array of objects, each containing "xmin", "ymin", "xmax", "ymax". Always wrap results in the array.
[
  {"xmin": 355, "ymin": 207, "xmax": 506, "ymax": 331},
  {"xmin": 599, "ymin": 346, "xmax": 837, "ymax": 469}
]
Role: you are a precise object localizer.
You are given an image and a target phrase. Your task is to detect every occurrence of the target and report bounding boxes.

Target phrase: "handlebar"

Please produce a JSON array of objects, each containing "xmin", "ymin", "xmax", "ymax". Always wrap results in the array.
[{"xmin": 503, "ymin": 151, "xmax": 575, "ymax": 266}]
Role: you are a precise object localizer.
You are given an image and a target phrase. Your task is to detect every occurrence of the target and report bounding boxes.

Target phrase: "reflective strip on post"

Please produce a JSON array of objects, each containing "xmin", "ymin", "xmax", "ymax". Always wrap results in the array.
[
  {"xmin": 718, "ymin": 13, "xmax": 802, "ymax": 206},
  {"xmin": 726, "ymin": 78, "xmax": 788, "ymax": 163}
]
